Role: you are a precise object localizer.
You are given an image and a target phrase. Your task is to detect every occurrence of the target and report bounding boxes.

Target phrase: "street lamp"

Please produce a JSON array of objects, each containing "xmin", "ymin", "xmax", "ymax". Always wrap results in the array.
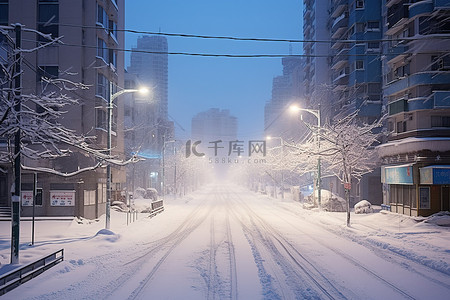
[
  {"xmin": 289, "ymin": 104, "xmax": 322, "ymax": 208},
  {"xmin": 106, "ymin": 83, "xmax": 149, "ymax": 230},
  {"xmin": 266, "ymin": 136, "xmax": 285, "ymax": 199}
]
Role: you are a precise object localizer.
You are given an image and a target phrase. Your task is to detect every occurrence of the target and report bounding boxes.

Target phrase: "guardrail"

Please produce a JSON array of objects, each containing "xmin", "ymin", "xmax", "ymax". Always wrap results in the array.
[{"xmin": 0, "ymin": 249, "xmax": 64, "ymax": 295}]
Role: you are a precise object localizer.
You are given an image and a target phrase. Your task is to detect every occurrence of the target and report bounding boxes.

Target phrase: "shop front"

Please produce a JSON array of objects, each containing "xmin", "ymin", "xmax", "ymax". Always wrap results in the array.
[{"xmin": 382, "ymin": 164, "xmax": 450, "ymax": 217}]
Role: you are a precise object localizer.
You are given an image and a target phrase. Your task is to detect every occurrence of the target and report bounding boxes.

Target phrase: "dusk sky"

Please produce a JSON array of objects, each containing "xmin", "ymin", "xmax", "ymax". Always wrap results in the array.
[{"xmin": 125, "ymin": 0, "xmax": 303, "ymax": 139}]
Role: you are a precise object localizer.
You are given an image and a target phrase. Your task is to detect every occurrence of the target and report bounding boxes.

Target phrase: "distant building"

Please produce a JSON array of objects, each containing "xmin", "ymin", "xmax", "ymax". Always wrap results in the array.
[
  {"xmin": 0, "ymin": 0, "xmax": 126, "ymax": 219},
  {"xmin": 379, "ymin": 0, "xmax": 450, "ymax": 216},
  {"xmin": 127, "ymin": 35, "xmax": 174, "ymax": 193},
  {"xmin": 264, "ymin": 57, "xmax": 305, "ymax": 141},
  {"xmin": 192, "ymin": 108, "xmax": 238, "ymax": 141},
  {"xmin": 123, "ymin": 72, "xmax": 159, "ymax": 191},
  {"xmin": 128, "ymin": 35, "xmax": 169, "ymax": 121}
]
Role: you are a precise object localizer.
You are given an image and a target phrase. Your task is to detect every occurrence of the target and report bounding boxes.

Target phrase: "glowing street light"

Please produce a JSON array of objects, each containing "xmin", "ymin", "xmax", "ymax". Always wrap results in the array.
[
  {"xmin": 289, "ymin": 104, "xmax": 322, "ymax": 208},
  {"xmin": 106, "ymin": 84, "xmax": 149, "ymax": 230}
]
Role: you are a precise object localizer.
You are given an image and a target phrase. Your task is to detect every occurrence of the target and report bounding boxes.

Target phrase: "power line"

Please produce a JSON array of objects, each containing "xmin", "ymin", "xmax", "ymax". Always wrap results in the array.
[
  {"xmin": 19, "ymin": 38, "xmax": 450, "ymax": 59},
  {"xmin": 58, "ymin": 23, "xmax": 450, "ymax": 44}
]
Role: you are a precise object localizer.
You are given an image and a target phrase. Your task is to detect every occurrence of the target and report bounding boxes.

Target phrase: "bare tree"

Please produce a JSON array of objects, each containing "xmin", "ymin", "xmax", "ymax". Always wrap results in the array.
[
  {"xmin": 0, "ymin": 25, "xmax": 137, "ymax": 176},
  {"xmin": 292, "ymin": 111, "xmax": 385, "ymax": 226}
]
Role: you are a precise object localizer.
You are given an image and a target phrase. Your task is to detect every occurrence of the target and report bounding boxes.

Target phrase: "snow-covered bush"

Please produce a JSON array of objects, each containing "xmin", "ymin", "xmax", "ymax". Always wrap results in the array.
[
  {"xmin": 304, "ymin": 189, "xmax": 346, "ymax": 212},
  {"xmin": 134, "ymin": 188, "xmax": 146, "ymax": 199},
  {"xmin": 354, "ymin": 200, "xmax": 373, "ymax": 214}
]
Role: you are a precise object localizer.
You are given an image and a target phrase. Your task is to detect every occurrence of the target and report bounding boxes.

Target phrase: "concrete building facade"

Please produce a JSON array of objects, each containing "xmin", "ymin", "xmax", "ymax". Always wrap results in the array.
[
  {"xmin": 379, "ymin": 0, "xmax": 450, "ymax": 216},
  {"xmin": 0, "ymin": 0, "xmax": 126, "ymax": 219}
]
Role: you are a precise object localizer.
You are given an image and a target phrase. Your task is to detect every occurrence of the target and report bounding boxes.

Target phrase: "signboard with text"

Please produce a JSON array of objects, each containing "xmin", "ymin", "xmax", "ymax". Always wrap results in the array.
[
  {"xmin": 50, "ymin": 190, "xmax": 75, "ymax": 206},
  {"xmin": 21, "ymin": 191, "xmax": 33, "ymax": 206}
]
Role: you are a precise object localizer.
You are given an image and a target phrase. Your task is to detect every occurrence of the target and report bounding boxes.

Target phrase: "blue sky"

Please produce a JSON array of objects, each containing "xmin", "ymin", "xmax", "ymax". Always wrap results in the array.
[{"xmin": 125, "ymin": 0, "xmax": 302, "ymax": 139}]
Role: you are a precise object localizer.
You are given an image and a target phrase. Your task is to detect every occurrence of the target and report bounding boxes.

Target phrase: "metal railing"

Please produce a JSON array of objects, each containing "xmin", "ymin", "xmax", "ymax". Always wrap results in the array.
[{"xmin": 0, "ymin": 249, "xmax": 64, "ymax": 295}]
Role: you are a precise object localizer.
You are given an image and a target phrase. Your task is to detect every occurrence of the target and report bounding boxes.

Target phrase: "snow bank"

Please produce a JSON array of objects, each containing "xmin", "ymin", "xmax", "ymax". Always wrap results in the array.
[
  {"xmin": 304, "ymin": 189, "xmax": 346, "ymax": 212},
  {"xmin": 354, "ymin": 200, "xmax": 373, "ymax": 214},
  {"xmin": 421, "ymin": 211, "xmax": 450, "ymax": 227}
]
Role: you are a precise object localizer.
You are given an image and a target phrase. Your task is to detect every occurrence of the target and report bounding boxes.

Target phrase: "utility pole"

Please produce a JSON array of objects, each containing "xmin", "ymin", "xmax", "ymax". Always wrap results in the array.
[
  {"xmin": 11, "ymin": 24, "xmax": 22, "ymax": 264},
  {"xmin": 174, "ymin": 147, "xmax": 177, "ymax": 199}
]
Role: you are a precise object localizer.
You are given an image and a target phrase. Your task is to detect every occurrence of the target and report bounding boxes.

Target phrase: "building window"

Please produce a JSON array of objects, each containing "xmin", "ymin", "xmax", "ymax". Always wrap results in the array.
[
  {"xmin": 96, "ymin": 108, "xmax": 107, "ymax": 130},
  {"xmin": 0, "ymin": 0, "xmax": 8, "ymax": 26},
  {"xmin": 419, "ymin": 187, "xmax": 430, "ymax": 209},
  {"xmin": 97, "ymin": 4, "xmax": 108, "ymax": 29},
  {"xmin": 356, "ymin": 0, "xmax": 364, "ymax": 9},
  {"xmin": 109, "ymin": 20, "xmax": 117, "ymax": 41},
  {"xmin": 367, "ymin": 42, "xmax": 380, "ymax": 50},
  {"xmin": 38, "ymin": 65, "xmax": 58, "ymax": 80},
  {"xmin": 396, "ymin": 120, "xmax": 407, "ymax": 133},
  {"xmin": 366, "ymin": 21, "xmax": 380, "ymax": 31},
  {"xmin": 355, "ymin": 60, "xmax": 364, "ymax": 70},
  {"xmin": 97, "ymin": 38, "xmax": 108, "ymax": 62},
  {"xmin": 431, "ymin": 116, "xmax": 450, "ymax": 127},
  {"xmin": 38, "ymin": 0, "xmax": 59, "ymax": 41},
  {"xmin": 356, "ymin": 23, "xmax": 365, "ymax": 33},
  {"xmin": 96, "ymin": 73, "xmax": 109, "ymax": 100},
  {"xmin": 109, "ymin": 49, "xmax": 117, "ymax": 67}
]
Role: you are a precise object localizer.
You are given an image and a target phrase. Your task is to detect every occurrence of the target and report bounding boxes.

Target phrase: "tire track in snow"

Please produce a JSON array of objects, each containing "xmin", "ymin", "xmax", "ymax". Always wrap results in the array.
[
  {"xmin": 225, "ymin": 207, "xmax": 238, "ymax": 300},
  {"xmin": 207, "ymin": 216, "xmax": 218, "ymax": 300},
  {"xmin": 276, "ymin": 204, "xmax": 450, "ymax": 292},
  {"xmin": 126, "ymin": 206, "xmax": 214, "ymax": 300},
  {"xmin": 227, "ymin": 192, "xmax": 338, "ymax": 299},
  {"xmin": 238, "ymin": 191, "xmax": 417, "ymax": 300}
]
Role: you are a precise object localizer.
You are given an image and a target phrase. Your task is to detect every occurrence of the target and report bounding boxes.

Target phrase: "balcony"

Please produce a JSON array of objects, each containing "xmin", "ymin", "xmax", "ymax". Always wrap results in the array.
[
  {"xmin": 409, "ymin": 1, "xmax": 433, "ymax": 18},
  {"xmin": 333, "ymin": 67, "xmax": 349, "ymax": 86},
  {"xmin": 435, "ymin": 0, "xmax": 450, "ymax": 8},
  {"xmin": 387, "ymin": 0, "xmax": 409, "ymax": 30},
  {"xmin": 331, "ymin": 0, "xmax": 347, "ymax": 18},
  {"xmin": 388, "ymin": 91, "xmax": 450, "ymax": 115},
  {"xmin": 386, "ymin": 45, "xmax": 409, "ymax": 65},
  {"xmin": 332, "ymin": 12, "xmax": 348, "ymax": 34},
  {"xmin": 332, "ymin": 26, "xmax": 347, "ymax": 39},
  {"xmin": 433, "ymin": 91, "xmax": 450, "ymax": 108},
  {"xmin": 385, "ymin": 72, "xmax": 450, "ymax": 95},
  {"xmin": 331, "ymin": 48, "xmax": 349, "ymax": 70}
]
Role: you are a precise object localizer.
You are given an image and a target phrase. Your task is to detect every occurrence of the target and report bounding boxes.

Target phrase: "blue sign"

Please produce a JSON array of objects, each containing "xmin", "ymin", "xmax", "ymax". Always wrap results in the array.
[
  {"xmin": 433, "ymin": 168, "xmax": 450, "ymax": 184},
  {"xmin": 385, "ymin": 166, "xmax": 414, "ymax": 185}
]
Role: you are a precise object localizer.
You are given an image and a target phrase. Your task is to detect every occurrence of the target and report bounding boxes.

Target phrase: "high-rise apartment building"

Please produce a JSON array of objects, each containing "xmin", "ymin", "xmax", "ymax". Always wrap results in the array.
[
  {"xmin": 127, "ymin": 35, "xmax": 173, "ymax": 193},
  {"xmin": 303, "ymin": 0, "xmax": 332, "ymax": 120},
  {"xmin": 379, "ymin": 0, "xmax": 450, "ymax": 216},
  {"xmin": 192, "ymin": 108, "xmax": 238, "ymax": 141},
  {"xmin": 0, "ymin": 0, "xmax": 125, "ymax": 219},
  {"xmin": 330, "ymin": 0, "xmax": 383, "ymax": 122},
  {"xmin": 128, "ymin": 36, "xmax": 169, "ymax": 121},
  {"xmin": 302, "ymin": 0, "xmax": 385, "ymax": 205},
  {"xmin": 264, "ymin": 57, "xmax": 305, "ymax": 140},
  {"xmin": 123, "ymin": 72, "xmax": 159, "ymax": 190}
]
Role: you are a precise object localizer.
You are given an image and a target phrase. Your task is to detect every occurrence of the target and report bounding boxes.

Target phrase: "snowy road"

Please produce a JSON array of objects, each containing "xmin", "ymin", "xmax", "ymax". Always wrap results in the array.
[{"xmin": 3, "ymin": 184, "xmax": 450, "ymax": 299}]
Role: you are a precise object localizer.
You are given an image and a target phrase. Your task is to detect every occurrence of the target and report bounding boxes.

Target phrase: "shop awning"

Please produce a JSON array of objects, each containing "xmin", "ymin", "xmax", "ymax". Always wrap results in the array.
[{"xmin": 420, "ymin": 165, "xmax": 450, "ymax": 184}]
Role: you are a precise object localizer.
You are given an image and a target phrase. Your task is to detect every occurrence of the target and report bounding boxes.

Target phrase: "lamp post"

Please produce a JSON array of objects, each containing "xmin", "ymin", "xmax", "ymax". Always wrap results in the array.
[
  {"xmin": 266, "ymin": 136, "xmax": 285, "ymax": 199},
  {"xmin": 290, "ymin": 104, "xmax": 322, "ymax": 208},
  {"xmin": 106, "ymin": 83, "xmax": 148, "ymax": 230}
]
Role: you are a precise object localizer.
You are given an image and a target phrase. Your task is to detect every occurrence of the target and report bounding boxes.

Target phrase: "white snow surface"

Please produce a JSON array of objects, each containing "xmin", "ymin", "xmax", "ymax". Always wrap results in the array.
[{"xmin": 0, "ymin": 183, "xmax": 449, "ymax": 300}]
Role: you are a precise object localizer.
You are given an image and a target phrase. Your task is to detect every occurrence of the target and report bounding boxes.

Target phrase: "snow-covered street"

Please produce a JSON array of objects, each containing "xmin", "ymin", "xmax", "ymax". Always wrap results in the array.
[{"xmin": 1, "ymin": 183, "xmax": 449, "ymax": 299}]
